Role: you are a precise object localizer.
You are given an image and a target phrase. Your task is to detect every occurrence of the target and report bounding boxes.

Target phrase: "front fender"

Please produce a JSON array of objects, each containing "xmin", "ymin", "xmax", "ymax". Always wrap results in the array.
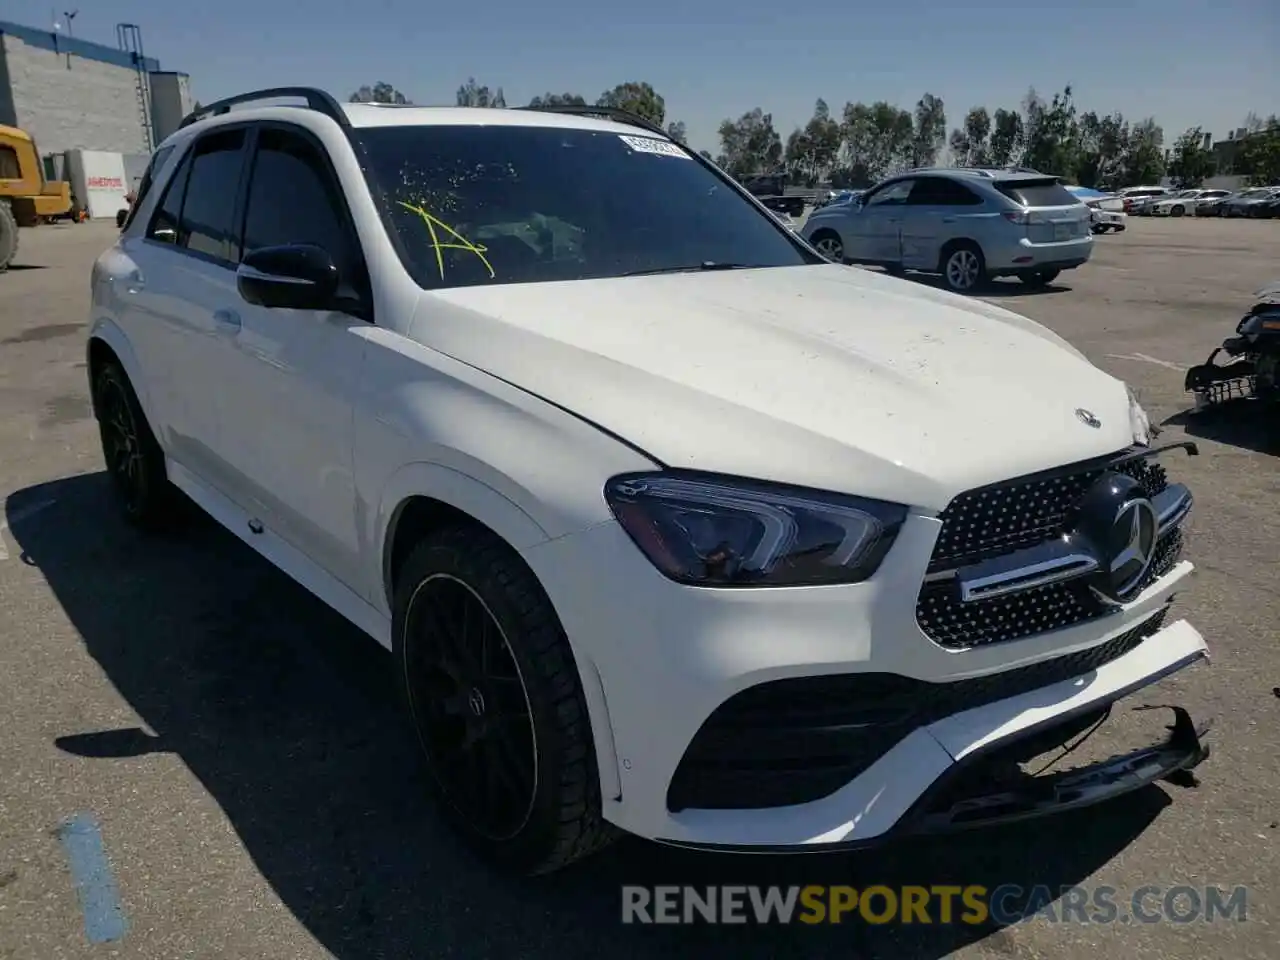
[{"xmin": 370, "ymin": 461, "xmax": 552, "ymax": 616}]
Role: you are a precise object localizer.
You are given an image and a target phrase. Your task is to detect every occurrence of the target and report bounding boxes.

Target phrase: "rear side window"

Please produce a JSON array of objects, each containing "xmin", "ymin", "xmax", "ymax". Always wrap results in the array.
[
  {"xmin": 908, "ymin": 177, "xmax": 983, "ymax": 206},
  {"xmin": 996, "ymin": 179, "xmax": 1080, "ymax": 207},
  {"xmin": 180, "ymin": 129, "xmax": 247, "ymax": 262},
  {"xmin": 123, "ymin": 144, "xmax": 174, "ymax": 230},
  {"xmin": 147, "ymin": 150, "xmax": 192, "ymax": 245}
]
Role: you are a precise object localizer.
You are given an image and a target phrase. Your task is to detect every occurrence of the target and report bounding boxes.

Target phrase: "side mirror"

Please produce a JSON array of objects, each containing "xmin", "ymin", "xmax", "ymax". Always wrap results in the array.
[{"xmin": 237, "ymin": 244, "xmax": 340, "ymax": 310}]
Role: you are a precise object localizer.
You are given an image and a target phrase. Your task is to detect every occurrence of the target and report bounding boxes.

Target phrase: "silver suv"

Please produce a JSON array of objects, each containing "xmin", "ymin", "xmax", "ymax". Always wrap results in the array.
[{"xmin": 800, "ymin": 168, "xmax": 1093, "ymax": 293}]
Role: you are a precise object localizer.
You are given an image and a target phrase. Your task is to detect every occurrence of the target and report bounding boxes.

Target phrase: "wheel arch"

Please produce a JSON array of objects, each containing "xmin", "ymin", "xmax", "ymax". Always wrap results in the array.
[
  {"xmin": 376, "ymin": 466, "xmax": 626, "ymax": 806},
  {"xmin": 937, "ymin": 236, "xmax": 983, "ymax": 273},
  {"xmin": 86, "ymin": 321, "xmax": 153, "ymax": 423},
  {"xmin": 375, "ymin": 461, "xmax": 553, "ymax": 615}
]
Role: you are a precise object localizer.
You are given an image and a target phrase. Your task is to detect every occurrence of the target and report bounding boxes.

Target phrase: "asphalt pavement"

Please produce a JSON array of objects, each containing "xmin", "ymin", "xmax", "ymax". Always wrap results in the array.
[{"xmin": 0, "ymin": 218, "xmax": 1277, "ymax": 959}]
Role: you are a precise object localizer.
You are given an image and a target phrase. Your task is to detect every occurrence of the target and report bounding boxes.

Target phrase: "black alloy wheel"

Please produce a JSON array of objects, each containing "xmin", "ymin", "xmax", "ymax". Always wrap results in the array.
[
  {"xmin": 403, "ymin": 572, "xmax": 538, "ymax": 842},
  {"xmin": 91, "ymin": 362, "xmax": 180, "ymax": 530}
]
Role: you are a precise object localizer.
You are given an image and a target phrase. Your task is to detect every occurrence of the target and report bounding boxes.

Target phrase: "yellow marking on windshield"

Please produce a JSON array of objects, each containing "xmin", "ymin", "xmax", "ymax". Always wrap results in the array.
[{"xmin": 397, "ymin": 201, "xmax": 495, "ymax": 280}]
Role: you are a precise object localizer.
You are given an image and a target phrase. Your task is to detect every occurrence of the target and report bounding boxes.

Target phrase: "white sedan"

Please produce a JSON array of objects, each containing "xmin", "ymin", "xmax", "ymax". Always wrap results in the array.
[
  {"xmin": 1150, "ymin": 189, "xmax": 1232, "ymax": 217},
  {"xmin": 1065, "ymin": 186, "xmax": 1127, "ymax": 233}
]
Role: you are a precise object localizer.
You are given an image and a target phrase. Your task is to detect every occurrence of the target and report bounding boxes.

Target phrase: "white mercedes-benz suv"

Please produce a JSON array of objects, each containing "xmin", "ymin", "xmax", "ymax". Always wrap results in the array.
[{"xmin": 87, "ymin": 88, "xmax": 1209, "ymax": 875}]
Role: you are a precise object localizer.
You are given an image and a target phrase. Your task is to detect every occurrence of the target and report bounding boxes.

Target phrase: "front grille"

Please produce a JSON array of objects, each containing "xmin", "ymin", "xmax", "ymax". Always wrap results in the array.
[
  {"xmin": 667, "ymin": 609, "xmax": 1168, "ymax": 812},
  {"xmin": 917, "ymin": 452, "xmax": 1179, "ymax": 650},
  {"xmin": 928, "ymin": 454, "xmax": 1168, "ymax": 572}
]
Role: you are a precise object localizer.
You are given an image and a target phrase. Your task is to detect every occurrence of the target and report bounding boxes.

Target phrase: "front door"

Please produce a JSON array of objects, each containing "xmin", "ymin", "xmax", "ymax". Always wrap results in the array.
[
  {"xmin": 850, "ymin": 178, "xmax": 912, "ymax": 264},
  {"xmin": 216, "ymin": 123, "xmax": 372, "ymax": 590}
]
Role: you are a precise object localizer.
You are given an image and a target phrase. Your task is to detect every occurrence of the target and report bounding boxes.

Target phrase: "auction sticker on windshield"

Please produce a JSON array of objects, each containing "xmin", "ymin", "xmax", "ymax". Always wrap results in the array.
[{"xmin": 619, "ymin": 135, "xmax": 690, "ymax": 159}]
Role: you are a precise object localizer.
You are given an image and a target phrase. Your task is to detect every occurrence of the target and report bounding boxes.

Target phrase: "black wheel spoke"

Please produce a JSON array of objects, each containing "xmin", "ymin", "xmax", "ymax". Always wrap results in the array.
[{"xmin": 405, "ymin": 575, "xmax": 537, "ymax": 841}]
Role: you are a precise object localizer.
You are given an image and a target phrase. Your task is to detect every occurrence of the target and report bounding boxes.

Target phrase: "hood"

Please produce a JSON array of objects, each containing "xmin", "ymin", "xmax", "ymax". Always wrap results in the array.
[{"xmin": 410, "ymin": 265, "xmax": 1134, "ymax": 510}]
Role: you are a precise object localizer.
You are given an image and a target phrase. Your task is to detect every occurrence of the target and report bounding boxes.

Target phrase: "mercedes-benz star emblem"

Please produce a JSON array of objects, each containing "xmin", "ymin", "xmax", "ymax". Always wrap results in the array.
[
  {"xmin": 1105, "ymin": 498, "xmax": 1158, "ymax": 600},
  {"xmin": 1073, "ymin": 472, "xmax": 1160, "ymax": 605},
  {"xmin": 1075, "ymin": 408, "xmax": 1102, "ymax": 428},
  {"xmin": 467, "ymin": 688, "xmax": 486, "ymax": 717}
]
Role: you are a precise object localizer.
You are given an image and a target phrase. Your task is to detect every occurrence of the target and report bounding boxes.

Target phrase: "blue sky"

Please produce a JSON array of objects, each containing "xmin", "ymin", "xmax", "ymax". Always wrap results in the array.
[{"xmin": 8, "ymin": 0, "xmax": 1276, "ymax": 155}]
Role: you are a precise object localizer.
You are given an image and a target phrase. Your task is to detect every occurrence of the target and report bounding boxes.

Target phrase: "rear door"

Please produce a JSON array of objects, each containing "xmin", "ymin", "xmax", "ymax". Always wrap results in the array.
[
  {"xmin": 994, "ymin": 177, "xmax": 1090, "ymax": 244},
  {"xmin": 901, "ymin": 176, "xmax": 986, "ymax": 270},
  {"xmin": 115, "ymin": 127, "xmax": 252, "ymax": 488}
]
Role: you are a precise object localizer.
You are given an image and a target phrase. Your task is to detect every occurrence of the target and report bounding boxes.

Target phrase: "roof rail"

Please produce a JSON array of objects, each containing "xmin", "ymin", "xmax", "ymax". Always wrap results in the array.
[
  {"xmin": 178, "ymin": 86, "xmax": 351, "ymax": 131},
  {"xmin": 516, "ymin": 103, "xmax": 668, "ymax": 139}
]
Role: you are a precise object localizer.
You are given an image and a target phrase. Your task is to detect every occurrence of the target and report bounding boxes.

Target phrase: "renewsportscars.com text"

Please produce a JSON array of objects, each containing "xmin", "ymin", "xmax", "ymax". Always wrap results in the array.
[{"xmin": 621, "ymin": 884, "xmax": 1248, "ymax": 925}]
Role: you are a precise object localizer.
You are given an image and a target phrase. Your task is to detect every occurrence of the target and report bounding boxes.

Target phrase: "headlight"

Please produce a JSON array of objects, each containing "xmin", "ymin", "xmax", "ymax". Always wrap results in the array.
[
  {"xmin": 604, "ymin": 472, "xmax": 907, "ymax": 587},
  {"xmin": 1127, "ymin": 384, "xmax": 1152, "ymax": 446}
]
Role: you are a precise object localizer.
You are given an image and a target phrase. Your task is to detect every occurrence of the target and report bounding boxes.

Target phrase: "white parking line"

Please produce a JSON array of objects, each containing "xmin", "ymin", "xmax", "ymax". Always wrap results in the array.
[
  {"xmin": 0, "ymin": 498, "xmax": 57, "ymax": 561},
  {"xmin": 1105, "ymin": 352, "xmax": 1188, "ymax": 372}
]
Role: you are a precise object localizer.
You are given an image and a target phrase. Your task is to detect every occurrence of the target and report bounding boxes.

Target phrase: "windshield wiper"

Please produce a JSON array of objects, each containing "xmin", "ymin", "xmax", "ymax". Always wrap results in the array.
[{"xmin": 621, "ymin": 261, "xmax": 770, "ymax": 277}]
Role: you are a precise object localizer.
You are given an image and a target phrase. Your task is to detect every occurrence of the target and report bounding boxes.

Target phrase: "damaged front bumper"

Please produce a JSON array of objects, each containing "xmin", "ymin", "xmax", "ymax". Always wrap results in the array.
[
  {"xmin": 905, "ymin": 703, "xmax": 1209, "ymax": 836},
  {"xmin": 1185, "ymin": 344, "xmax": 1258, "ymax": 409},
  {"xmin": 657, "ymin": 618, "xmax": 1210, "ymax": 854}
]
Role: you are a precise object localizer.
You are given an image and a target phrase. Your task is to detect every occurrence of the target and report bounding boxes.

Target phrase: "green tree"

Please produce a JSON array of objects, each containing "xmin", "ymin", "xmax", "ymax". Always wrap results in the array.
[
  {"xmin": 349, "ymin": 82, "xmax": 411, "ymax": 104},
  {"xmin": 528, "ymin": 92, "xmax": 586, "ymax": 107},
  {"xmin": 1074, "ymin": 111, "xmax": 1129, "ymax": 187},
  {"xmin": 1020, "ymin": 85, "xmax": 1080, "ymax": 178},
  {"xmin": 1237, "ymin": 115, "xmax": 1280, "ymax": 185},
  {"xmin": 597, "ymin": 82, "xmax": 665, "ymax": 126},
  {"xmin": 840, "ymin": 101, "xmax": 913, "ymax": 182},
  {"xmin": 988, "ymin": 107, "xmax": 1023, "ymax": 167},
  {"xmin": 1167, "ymin": 126, "xmax": 1217, "ymax": 188},
  {"xmin": 665, "ymin": 120, "xmax": 688, "ymax": 144},
  {"xmin": 716, "ymin": 108, "xmax": 782, "ymax": 178},
  {"xmin": 909, "ymin": 93, "xmax": 947, "ymax": 168},
  {"xmin": 1118, "ymin": 119, "xmax": 1165, "ymax": 186},
  {"xmin": 786, "ymin": 99, "xmax": 841, "ymax": 185},
  {"xmin": 456, "ymin": 78, "xmax": 505, "ymax": 108},
  {"xmin": 949, "ymin": 106, "xmax": 991, "ymax": 166}
]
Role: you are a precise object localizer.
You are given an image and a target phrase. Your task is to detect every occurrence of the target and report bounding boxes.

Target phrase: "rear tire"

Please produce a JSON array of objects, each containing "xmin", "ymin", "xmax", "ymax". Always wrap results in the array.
[
  {"xmin": 940, "ymin": 241, "xmax": 985, "ymax": 293},
  {"xmin": 393, "ymin": 525, "xmax": 617, "ymax": 875},
  {"xmin": 91, "ymin": 360, "xmax": 182, "ymax": 531},
  {"xmin": 0, "ymin": 199, "xmax": 18, "ymax": 272}
]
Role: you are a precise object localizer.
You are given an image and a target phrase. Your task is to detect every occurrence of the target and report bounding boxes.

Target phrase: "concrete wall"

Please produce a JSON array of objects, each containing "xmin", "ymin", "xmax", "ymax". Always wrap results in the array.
[
  {"xmin": 149, "ymin": 71, "xmax": 193, "ymax": 146},
  {"xmin": 0, "ymin": 28, "xmax": 156, "ymax": 156}
]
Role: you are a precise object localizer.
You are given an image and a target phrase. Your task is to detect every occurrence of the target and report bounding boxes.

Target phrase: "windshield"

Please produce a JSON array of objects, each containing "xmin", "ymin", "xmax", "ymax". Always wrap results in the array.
[{"xmin": 357, "ymin": 123, "xmax": 816, "ymax": 290}]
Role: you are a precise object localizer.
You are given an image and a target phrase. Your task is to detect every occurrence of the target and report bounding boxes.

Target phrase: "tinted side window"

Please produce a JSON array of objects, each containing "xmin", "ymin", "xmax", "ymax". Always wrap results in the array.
[
  {"xmin": 180, "ymin": 129, "xmax": 247, "ymax": 262},
  {"xmin": 866, "ymin": 180, "xmax": 914, "ymax": 206},
  {"xmin": 241, "ymin": 128, "xmax": 360, "ymax": 280},
  {"xmin": 147, "ymin": 149, "xmax": 192, "ymax": 245},
  {"xmin": 910, "ymin": 177, "xmax": 983, "ymax": 206},
  {"xmin": 123, "ymin": 144, "xmax": 174, "ymax": 230}
]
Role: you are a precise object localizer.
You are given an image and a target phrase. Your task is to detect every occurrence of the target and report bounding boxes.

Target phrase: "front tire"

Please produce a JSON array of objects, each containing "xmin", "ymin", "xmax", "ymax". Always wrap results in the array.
[
  {"xmin": 393, "ymin": 525, "xmax": 617, "ymax": 875},
  {"xmin": 809, "ymin": 229, "xmax": 845, "ymax": 263},
  {"xmin": 1170, "ymin": 205, "xmax": 1185, "ymax": 217},
  {"xmin": 91, "ymin": 361, "xmax": 181, "ymax": 531}
]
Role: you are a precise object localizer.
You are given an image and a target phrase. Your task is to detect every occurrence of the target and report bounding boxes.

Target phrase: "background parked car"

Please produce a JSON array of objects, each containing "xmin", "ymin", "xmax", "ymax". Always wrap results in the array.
[
  {"xmin": 1065, "ymin": 185, "xmax": 1126, "ymax": 233},
  {"xmin": 1256, "ymin": 192, "xmax": 1280, "ymax": 219},
  {"xmin": 1222, "ymin": 187, "xmax": 1280, "ymax": 217},
  {"xmin": 1151, "ymin": 188, "xmax": 1232, "ymax": 217},
  {"xmin": 800, "ymin": 168, "xmax": 1092, "ymax": 292},
  {"xmin": 1117, "ymin": 185, "xmax": 1170, "ymax": 213},
  {"xmin": 1196, "ymin": 193, "xmax": 1235, "ymax": 216}
]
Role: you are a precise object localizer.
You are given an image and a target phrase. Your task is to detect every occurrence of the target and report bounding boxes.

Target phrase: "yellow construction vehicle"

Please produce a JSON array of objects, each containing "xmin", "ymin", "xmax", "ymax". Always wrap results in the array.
[{"xmin": 1, "ymin": 124, "xmax": 78, "ymax": 271}]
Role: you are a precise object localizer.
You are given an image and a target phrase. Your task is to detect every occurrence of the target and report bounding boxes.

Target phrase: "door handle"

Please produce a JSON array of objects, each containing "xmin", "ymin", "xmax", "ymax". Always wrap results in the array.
[{"xmin": 213, "ymin": 309, "xmax": 241, "ymax": 334}]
